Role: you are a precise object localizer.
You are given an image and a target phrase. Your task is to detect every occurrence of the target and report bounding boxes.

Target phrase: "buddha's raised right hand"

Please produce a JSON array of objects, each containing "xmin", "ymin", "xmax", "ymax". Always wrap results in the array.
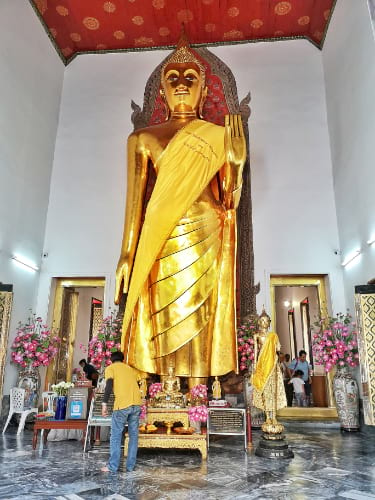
[{"xmin": 115, "ymin": 257, "xmax": 130, "ymax": 305}]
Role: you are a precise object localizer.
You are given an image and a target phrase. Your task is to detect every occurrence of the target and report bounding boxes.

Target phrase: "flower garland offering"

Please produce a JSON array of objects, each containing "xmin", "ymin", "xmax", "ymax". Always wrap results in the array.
[
  {"xmin": 237, "ymin": 317, "xmax": 256, "ymax": 371},
  {"xmin": 51, "ymin": 381, "xmax": 74, "ymax": 396},
  {"xmin": 188, "ymin": 405, "xmax": 208, "ymax": 422},
  {"xmin": 312, "ymin": 312, "xmax": 359, "ymax": 372},
  {"xmin": 87, "ymin": 311, "xmax": 121, "ymax": 369},
  {"xmin": 148, "ymin": 382, "xmax": 162, "ymax": 398},
  {"xmin": 11, "ymin": 315, "xmax": 60, "ymax": 368}
]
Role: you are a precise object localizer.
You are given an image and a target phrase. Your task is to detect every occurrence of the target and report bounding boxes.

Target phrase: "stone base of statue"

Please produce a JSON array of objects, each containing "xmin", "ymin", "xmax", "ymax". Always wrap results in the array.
[{"xmin": 255, "ymin": 422, "xmax": 294, "ymax": 459}]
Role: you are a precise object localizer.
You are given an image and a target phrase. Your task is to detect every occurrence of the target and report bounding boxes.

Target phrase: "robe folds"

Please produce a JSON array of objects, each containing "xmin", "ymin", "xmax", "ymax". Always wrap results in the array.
[
  {"xmin": 252, "ymin": 332, "xmax": 287, "ymax": 411},
  {"xmin": 121, "ymin": 119, "xmax": 238, "ymax": 377}
]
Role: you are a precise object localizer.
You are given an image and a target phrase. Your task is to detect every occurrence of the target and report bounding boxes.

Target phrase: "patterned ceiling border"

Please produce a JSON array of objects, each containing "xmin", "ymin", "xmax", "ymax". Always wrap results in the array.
[{"xmin": 28, "ymin": 0, "xmax": 338, "ymax": 67}]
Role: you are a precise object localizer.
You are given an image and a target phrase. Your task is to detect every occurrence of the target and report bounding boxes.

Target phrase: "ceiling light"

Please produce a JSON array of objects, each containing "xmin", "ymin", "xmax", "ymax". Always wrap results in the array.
[
  {"xmin": 12, "ymin": 255, "xmax": 39, "ymax": 272},
  {"xmin": 341, "ymin": 249, "xmax": 361, "ymax": 268},
  {"xmin": 283, "ymin": 300, "xmax": 291, "ymax": 308}
]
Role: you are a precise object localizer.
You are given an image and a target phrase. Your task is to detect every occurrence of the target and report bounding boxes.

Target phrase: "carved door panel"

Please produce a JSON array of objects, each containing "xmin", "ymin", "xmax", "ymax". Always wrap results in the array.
[{"xmin": 0, "ymin": 285, "xmax": 13, "ymax": 412}]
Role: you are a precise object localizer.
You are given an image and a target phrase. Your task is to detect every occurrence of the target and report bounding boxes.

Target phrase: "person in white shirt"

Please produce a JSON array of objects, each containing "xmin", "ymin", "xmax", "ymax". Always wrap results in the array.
[{"xmin": 288, "ymin": 370, "xmax": 306, "ymax": 407}]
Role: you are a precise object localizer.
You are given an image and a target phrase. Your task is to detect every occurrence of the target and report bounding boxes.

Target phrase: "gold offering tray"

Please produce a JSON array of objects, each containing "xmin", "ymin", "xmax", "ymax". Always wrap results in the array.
[
  {"xmin": 173, "ymin": 427, "xmax": 195, "ymax": 435},
  {"xmin": 139, "ymin": 426, "xmax": 158, "ymax": 434}
]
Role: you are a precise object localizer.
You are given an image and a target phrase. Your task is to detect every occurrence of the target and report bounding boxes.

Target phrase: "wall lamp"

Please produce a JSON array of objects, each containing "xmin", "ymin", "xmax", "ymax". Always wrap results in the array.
[
  {"xmin": 341, "ymin": 249, "xmax": 361, "ymax": 268},
  {"xmin": 12, "ymin": 254, "xmax": 39, "ymax": 272}
]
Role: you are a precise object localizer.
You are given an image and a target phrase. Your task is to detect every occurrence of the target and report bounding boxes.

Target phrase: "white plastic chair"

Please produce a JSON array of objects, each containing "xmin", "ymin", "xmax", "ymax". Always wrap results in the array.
[
  {"xmin": 2, "ymin": 387, "xmax": 38, "ymax": 435},
  {"xmin": 42, "ymin": 391, "xmax": 57, "ymax": 413}
]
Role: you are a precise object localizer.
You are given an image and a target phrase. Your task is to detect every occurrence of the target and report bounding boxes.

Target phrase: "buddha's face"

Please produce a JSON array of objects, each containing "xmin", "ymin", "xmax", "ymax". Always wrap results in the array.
[
  {"xmin": 258, "ymin": 316, "xmax": 270, "ymax": 331},
  {"xmin": 162, "ymin": 62, "xmax": 204, "ymax": 113}
]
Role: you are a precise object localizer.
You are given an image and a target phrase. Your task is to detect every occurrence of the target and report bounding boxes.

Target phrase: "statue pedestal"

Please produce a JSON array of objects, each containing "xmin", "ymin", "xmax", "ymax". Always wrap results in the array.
[{"xmin": 255, "ymin": 433, "xmax": 294, "ymax": 459}]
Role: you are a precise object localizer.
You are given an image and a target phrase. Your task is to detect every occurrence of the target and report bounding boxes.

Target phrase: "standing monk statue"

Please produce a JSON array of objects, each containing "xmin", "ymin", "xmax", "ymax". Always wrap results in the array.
[
  {"xmin": 115, "ymin": 33, "xmax": 246, "ymax": 385},
  {"xmin": 252, "ymin": 309, "xmax": 287, "ymax": 433}
]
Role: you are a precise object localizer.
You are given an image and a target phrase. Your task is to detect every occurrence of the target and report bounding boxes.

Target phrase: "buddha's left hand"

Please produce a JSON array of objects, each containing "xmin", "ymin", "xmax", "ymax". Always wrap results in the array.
[{"xmin": 224, "ymin": 114, "xmax": 246, "ymax": 170}]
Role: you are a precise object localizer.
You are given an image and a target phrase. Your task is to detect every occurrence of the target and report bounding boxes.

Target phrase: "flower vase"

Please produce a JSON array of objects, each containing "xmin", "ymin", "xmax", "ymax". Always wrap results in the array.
[
  {"xmin": 54, "ymin": 396, "xmax": 68, "ymax": 420},
  {"xmin": 18, "ymin": 366, "xmax": 40, "ymax": 409},
  {"xmin": 333, "ymin": 367, "xmax": 359, "ymax": 431},
  {"xmin": 190, "ymin": 420, "xmax": 202, "ymax": 433}
]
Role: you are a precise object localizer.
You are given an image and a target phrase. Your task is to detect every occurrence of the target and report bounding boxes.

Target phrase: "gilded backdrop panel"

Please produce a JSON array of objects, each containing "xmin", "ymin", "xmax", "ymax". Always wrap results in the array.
[{"xmin": 355, "ymin": 286, "xmax": 375, "ymax": 426}]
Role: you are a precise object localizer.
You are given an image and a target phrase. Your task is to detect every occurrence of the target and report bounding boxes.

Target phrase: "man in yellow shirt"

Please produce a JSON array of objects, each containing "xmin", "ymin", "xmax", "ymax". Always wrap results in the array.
[{"xmin": 101, "ymin": 351, "xmax": 142, "ymax": 473}]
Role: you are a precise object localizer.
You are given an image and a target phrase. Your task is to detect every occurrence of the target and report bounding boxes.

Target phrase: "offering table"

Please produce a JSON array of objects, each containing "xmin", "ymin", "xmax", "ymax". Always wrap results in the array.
[
  {"xmin": 32, "ymin": 419, "xmax": 87, "ymax": 449},
  {"xmin": 127, "ymin": 408, "xmax": 207, "ymax": 459},
  {"xmin": 146, "ymin": 408, "xmax": 189, "ymax": 427},
  {"xmin": 125, "ymin": 427, "xmax": 207, "ymax": 460}
]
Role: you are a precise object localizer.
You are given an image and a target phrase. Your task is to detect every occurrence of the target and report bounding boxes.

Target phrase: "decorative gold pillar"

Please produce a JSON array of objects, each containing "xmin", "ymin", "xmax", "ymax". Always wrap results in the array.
[
  {"xmin": 0, "ymin": 285, "xmax": 13, "ymax": 413},
  {"xmin": 355, "ymin": 284, "xmax": 375, "ymax": 425}
]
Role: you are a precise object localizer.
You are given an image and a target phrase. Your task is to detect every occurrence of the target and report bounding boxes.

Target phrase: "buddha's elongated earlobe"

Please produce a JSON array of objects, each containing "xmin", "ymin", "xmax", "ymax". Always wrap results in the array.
[
  {"xmin": 160, "ymin": 88, "xmax": 170, "ymax": 121},
  {"xmin": 198, "ymin": 86, "xmax": 208, "ymax": 119}
]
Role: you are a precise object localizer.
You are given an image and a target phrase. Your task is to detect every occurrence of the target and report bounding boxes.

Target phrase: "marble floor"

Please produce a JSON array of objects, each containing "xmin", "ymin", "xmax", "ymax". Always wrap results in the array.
[{"xmin": 1, "ymin": 424, "xmax": 375, "ymax": 500}]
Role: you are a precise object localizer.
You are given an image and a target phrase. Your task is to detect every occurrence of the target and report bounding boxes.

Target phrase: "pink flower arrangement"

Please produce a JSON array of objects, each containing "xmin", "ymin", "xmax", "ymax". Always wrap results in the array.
[
  {"xmin": 190, "ymin": 384, "xmax": 208, "ymax": 399},
  {"xmin": 10, "ymin": 315, "xmax": 60, "ymax": 368},
  {"xmin": 237, "ymin": 317, "xmax": 256, "ymax": 371},
  {"xmin": 149, "ymin": 382, "xmax": 162, "ymax": 398},
  {"xmin": 87, "ymin": 311, "xmax": 121, "ymax": 369},
  {"xmin": 312, "ymin": 312, "xmax": 359, "ymax": 373},
  {"xmin": 188, "ymin": 405, "xmax": 208, "ymax": 423},
  {"xmin": 140, "ymin": 403, "xmax": 147, "ymax": 420}
]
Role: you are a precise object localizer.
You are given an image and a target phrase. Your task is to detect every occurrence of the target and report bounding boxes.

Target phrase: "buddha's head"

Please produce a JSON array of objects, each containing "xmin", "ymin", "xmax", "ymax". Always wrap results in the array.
[
  {"xmin": 167, "ymin": 365, "xmax": 175, "ymax": 376},
  {"xmin": 258, "ymin": 308, "xmax": 271, "ymax": 332},
  {"xmin": 160, "ymin": 32, "xmax": 207, "ymax": 117}
]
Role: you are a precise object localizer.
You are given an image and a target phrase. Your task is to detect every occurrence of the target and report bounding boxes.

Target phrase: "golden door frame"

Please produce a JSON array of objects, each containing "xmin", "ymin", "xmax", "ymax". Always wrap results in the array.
[
  {"xmin": 45, "ymin": 277, "xmax": 105, "ymax": 389},
  {"xmin": 270, "ymin": 275, "xmax": 338, "ymax": 420}
]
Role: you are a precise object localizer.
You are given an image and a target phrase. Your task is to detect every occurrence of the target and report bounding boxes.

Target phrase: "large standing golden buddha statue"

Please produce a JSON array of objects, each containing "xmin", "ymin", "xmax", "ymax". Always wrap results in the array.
[{"xmin": 115, "ymin": 34, "xmax": 246, "ymax": 381}]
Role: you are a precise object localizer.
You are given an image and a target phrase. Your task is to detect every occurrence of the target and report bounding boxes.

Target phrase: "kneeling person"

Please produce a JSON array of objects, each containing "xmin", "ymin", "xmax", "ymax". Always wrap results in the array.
[{"xmin": 101, "ymin": 351, "xmax": 142, "ymax": 473}]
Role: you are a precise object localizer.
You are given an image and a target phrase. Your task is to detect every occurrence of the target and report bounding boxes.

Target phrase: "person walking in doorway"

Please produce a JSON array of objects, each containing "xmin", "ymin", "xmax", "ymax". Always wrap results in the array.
[
  {"xmin": 100, "ymin": 351, "xmax": 142, "ymax": 473},
  {"xmin": 280, "ymin": 353, "xmax": 293, "ymax": 406},
  {"xmin": 289, "ymin": 350, "xmax": 313, "ymax": 406}
]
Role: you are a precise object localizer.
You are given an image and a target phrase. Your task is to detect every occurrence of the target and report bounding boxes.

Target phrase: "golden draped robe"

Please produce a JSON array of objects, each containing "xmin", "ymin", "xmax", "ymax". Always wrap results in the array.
[
  {"xmin": 121, "ymin": 119, "xmax": 238, "ymax": 377},
  {"xmin": 252, "ymin": 332, "xmax": 287, "ymax": 411}
]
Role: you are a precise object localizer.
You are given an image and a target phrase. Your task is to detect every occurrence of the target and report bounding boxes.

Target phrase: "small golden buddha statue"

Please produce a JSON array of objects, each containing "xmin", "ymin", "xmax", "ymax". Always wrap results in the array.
[
  {"xmin": 212, "ymin": 376, "xmax": 222, "ymax": 400},
  {"xmin": 153, "ymin": 366, "xmax": 185, "ymax": 408},
  {"xmin": 139, "ymin": 377, "xmax": 147, "ymax": 399},
  {"xmin": 252, "ymin": 308, "xmax": 287, "ymax": 435}
]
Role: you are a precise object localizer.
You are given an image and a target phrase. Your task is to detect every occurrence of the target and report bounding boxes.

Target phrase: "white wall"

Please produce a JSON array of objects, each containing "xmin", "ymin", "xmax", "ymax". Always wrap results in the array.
[
  {"xmin": 219, "ymin": 41, "xmax": 346, "ymax": 314},
  {"xmin": 323, "ymin": 0, "xmax": 375, "ymax": 310},
  {"xmin": 37, "ymin": 39, "xmax": 346, "ymax": 329},
  {"xmin": 0, "ymin": 0, "xmax": 64, "ymax": 395}
]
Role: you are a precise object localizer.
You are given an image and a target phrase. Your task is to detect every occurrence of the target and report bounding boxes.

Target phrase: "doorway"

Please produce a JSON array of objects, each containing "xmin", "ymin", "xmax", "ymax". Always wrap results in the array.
[
  {"xmin": 270, "ymin": 275, "xmax": 338, "ymax": 419},
  {"xmin": 45, "ymin": 277, "xmax": 105, "ymax": 388}
]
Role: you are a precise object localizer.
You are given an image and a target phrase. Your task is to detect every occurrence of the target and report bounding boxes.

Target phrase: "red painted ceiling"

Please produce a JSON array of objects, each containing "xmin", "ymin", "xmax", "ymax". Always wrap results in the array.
[{"xmin": 30, "ymin": 0, "xmax": 336, "ymax": 65}]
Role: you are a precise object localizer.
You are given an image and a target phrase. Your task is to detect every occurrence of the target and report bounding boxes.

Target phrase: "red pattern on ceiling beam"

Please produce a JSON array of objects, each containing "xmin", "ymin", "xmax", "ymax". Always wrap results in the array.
[{"xmin": 30, "ymin": 0, "xmax": 336, "ymax": 65}]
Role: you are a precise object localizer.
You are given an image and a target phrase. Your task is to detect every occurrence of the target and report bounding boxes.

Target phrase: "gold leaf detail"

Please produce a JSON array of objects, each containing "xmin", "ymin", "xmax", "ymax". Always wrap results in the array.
[
  {"xmin": 274, "ymin": 1, "xmax": 291, "ymax": 16},
  {"xmin": 83, "ymin": 17, "xmax": 100, "ymax": 30}
]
